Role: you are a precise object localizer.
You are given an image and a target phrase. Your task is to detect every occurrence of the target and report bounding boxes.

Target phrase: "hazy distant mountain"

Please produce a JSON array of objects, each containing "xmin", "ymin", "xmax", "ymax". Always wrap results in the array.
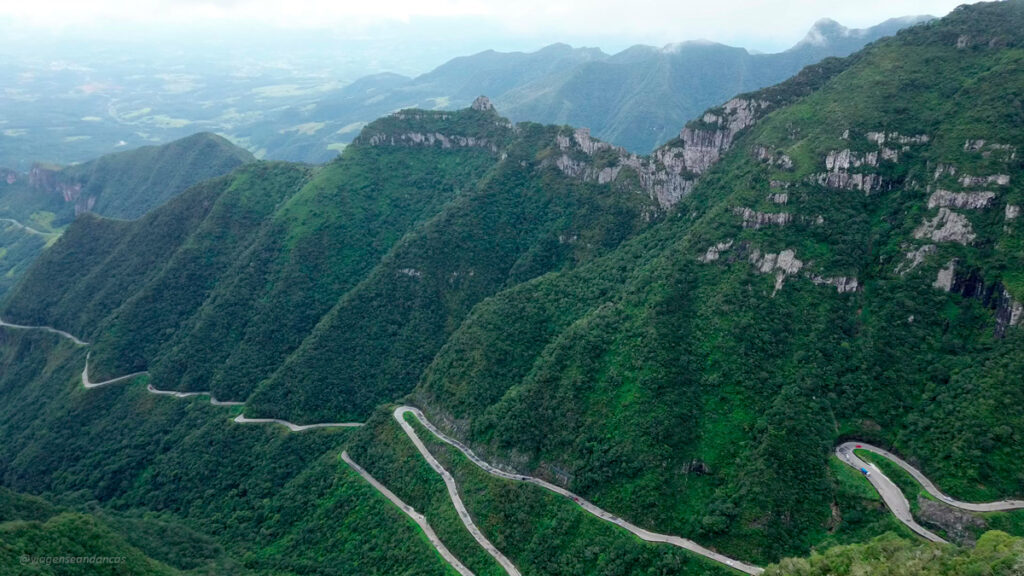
[
  {"xmin": 250, "ymin": 15, "xmax": 932, "ymax": 160},
  {"xmin": 1, "ymin": 2, "xmax": 1023, "ymax": 574}
]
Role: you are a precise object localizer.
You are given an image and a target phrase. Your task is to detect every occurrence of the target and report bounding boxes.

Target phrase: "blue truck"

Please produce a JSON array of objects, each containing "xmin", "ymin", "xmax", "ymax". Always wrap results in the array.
[{"xmin": 860, "ymin": 467, "xmax": 871, "ymax": 477}]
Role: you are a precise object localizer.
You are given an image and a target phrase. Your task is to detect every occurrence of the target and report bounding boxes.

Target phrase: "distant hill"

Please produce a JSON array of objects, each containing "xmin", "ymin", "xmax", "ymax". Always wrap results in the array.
[
  {"xmin": 0, "ymin": 2, "xmax": 1022, "ymax": 575},
  {"xmin": 244, "ymin": 15, "xmax": 932, "ymax": 161},
  {"xmin": 0, "ymin": 133, "xmax": 253, "ymax": 298}
]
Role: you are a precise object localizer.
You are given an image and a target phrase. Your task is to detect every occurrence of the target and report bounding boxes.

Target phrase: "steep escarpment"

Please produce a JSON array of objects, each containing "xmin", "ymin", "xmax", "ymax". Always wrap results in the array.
[
  {"xmin": 2, "ymin": 102, "xmax": 661, "ymax": 422},
  {"xmin": 0, "ymin": 3, "xmax": 1022, "ymax": 573},
  {"xmin": 411, "ymin": 0, "xmax": 1024, "ymax": 563},
  {"xmin": 0, "ymin": 133, "xmax": 254, "ymax": 300}
]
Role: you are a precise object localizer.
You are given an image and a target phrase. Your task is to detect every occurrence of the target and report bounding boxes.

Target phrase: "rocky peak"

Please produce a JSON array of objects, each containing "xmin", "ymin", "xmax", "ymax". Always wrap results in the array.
[
  {"xmin": 798, "ymin": 18, "xmax": 854, "ymax": 47},
  {"xmin": 471, "ymin": 95, "xmax": 495, "ymax": 112}
]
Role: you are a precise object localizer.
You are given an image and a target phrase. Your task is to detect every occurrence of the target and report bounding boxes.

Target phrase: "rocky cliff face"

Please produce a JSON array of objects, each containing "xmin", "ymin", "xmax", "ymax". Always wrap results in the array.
[
  {"xmin": 548, "ymin": 96, "xmax": 776, "ymax": 209},
  {"xmin": 28, "ymin": 163, "xmax": 92, "ymax": 215}
]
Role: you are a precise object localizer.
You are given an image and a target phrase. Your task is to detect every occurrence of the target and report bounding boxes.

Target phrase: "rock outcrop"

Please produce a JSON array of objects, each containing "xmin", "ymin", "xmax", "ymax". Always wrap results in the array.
[
  {"xmin": 549, "ymin": 96, "xmax": 776, "ymax": 210},
  {"xmin": 733, "ymin": 207, "xmax": 792, "ymax": 229},
  {"xmin": 749, "ymin": 248, "xmax": 804, "ymax": 295},
  {"xmin": 754, "ymin": 146, "xmax": 795, "ymax": 170},
  {"xmin": 698, "ymin": 240, "xmax": 734, "ymax": 263},
  {"xmin": 933, "ymin": 260, "xmax": 956, "ymax": 292},
  {"xmin": 364, "ymin": 131, "xmax": 500, "ymax": 152},
  {"xmin": 1006, "ymin": 204, "xmax": 1020, "ymax": 221},
  {"xmin": 960, "ymin": 173, "xmax": 1010, "ymax": 187},
  {"xmin": 896, "ymin": 244, "xmax": 937, "ymax": 275},
  {"xmin": 470, "ymin": 95, "xmax": 495, "ymax": 112},
  {"xmin": 767, "ymin": 193, "xmax": 789, "ymax": 204},
  {"xmin": 913, "ymin": 208, "xmax": 976, "ymax": 244},
  {"xmin": 809, "ymin": 275, "xmax": 859, "ymax": 293},
  {"xmin": 941, "ymin": 267, "xmax": 1023, "ymax": 337},
  {"xmin": 927, "ymin": 189, "xmax": 997, "ymax": 210}
]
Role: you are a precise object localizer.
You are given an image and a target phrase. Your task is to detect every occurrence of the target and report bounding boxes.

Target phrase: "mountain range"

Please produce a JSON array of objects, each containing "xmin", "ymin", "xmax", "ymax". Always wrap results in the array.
[
  {"xmin": 0, "ymin": 16, "xmax": 928, "ymax": 169},
  {"xmin": 0, "ymin": 2, "xmax": 1022, "ymax": 575}
]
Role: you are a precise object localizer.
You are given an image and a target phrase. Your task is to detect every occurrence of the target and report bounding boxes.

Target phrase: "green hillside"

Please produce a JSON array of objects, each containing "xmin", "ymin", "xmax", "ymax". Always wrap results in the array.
[
  {"xmin": 0, "ymin": 133, "xmax": 254, "ymax": 301},
  {"xmin": 0, "ymin": 2, "xmax": 1022, "ymax": 574}
]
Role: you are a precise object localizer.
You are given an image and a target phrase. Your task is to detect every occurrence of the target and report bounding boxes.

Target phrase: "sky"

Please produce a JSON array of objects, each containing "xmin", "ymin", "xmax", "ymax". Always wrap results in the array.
[{"xmin": 0, "ymin": 0, "xmax": 986, "ymax": 73}]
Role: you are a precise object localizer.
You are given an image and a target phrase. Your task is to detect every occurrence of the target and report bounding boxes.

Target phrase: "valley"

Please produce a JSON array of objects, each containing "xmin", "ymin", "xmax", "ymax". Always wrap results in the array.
[{"xmin": 1, "ymin": 2, "xmax": 1023, "ymax": 575}]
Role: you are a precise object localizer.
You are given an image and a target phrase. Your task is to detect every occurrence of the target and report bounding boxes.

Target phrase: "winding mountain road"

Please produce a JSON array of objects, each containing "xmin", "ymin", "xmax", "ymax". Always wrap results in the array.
[
  {"xmin": 7, "ymin": 317, "xmax": 1024, "ymax": 574},
  {"xmin": 395, "ymin": 406, "xmax": 764, "ymax": 575},
  {"xmin": 342, "ymin": 451, "xmax": 476, "ymax": 576},
  {"xmin": 837, "ymin": 442, "xmax": 1024, "ymax": 513},
  {"xmin": 394, "ymin": 407, "xmax": 523, "ymax": 576},
  {"xmin": 81, "ymin": 354, "xmax": 148, "ymax": 389},
  {"xmin": 835, "ymin": 444, "xmax": 945, "ymax": 543},
  {"xmin": 0, "ymin": 218, "xmax": 57, "ymax": 237},
  {"xmin": 1, "ymin": 319, "xmax": 357, "ymax": 430},
  {"xmin": 836, "ymin": 441, "xmax": 1024, "ymax": 543},
  {"xmin": 0, "ymin": 316, "xmax": 89, "ymax": 346}
]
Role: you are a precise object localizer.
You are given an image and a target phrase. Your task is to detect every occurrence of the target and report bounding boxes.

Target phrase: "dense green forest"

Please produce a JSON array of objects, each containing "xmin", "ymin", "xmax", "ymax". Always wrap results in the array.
[
  {"xmin": 0, "ymin": 133, "xmax": 254, "ymax": 300},
  {"xmin": 0, "ymin": 2, "xmax": 1022, "ymax": 574}
]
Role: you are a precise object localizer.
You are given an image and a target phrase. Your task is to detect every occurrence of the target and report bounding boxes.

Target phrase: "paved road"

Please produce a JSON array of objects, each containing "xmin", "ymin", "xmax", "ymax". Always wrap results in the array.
[
  {"xmin": 0, "ymin": 316, "xmax": 89, "ymax": 346},
  {"xmin": 0, "ymin": 218, "xmax": 57, "ymax": 237},
  {"xmin": 81, "ymin": 353, "xmax": 149, "ymax": 388},
  {"xmin": 342, "ymin": 451, "xmax": 475, "ymax": 576},
  {"xmin": 835, "ymin": 444, "xmax": 946, "ymax": 543},
  {"xmin": 11, "ymin": 316, "xmax": 1024, "ymax": 569},
  {"xmin": 234, "ymin": 414, "xmax": 363, "ymax": 432},
  {"xmin": 0, "ymin": 319, "xmax": 360, "ymax": 431},
  {"xmin": 395, "ymin": 406, "xmax": 763, "ymax": 576},
  {"xmin": 146, "ymin": 384, "xmax": 245, "ymax": 407},
  {"xmin": 393, "ymin": 407, "xmax": 523, "ymax": 576},
  {"xmin": 838, "ymin": 442, "xmax": 1024, "ymax": 513}
]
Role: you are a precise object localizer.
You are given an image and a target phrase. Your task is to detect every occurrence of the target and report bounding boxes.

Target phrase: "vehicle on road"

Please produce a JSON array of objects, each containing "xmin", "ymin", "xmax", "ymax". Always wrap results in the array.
[{"xmin": 860, "ymin": 467, "xmax": 871, "ymax": 477}]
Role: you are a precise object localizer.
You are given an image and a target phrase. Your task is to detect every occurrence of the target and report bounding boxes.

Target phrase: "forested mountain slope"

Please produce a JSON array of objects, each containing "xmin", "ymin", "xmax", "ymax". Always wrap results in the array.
[
  {"xmin": 0, "ymin": 2, "xmax": 1022, "ymax": 574},
  {"xmin": 404, "ymin": 0, "xmax": 1024, "ymax": 561},
  {"xmin": 0, "ymin": 133, "xmax": 254, "ymax": 299}
]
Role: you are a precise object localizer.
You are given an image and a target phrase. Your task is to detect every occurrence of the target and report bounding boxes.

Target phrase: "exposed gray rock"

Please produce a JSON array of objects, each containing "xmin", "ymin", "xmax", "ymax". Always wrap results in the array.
[
  {"xmin": 933, "ymin": 163, "xmax": 958, "ymax": 181},
  {"xmin": 470, "ymin": 95, "xmax": 495, "ymax": 111},
  {"xmin": 896, "ymin": 244, "xmax": 937, "ymax": 275},
  {"xmin": 754, "ymin": 146, "xmax": 794, "ymax": 170},
  {"xmin": 927, "ymin": 189, "xmax": 997, "ymax": 210},
  {"xmin": 1007, "ymin": 204, "xmax": 1021, "ymax": 220},
  {"xmin": 809, "ymin": 275, "xmax": 859, "ymax": 293},
  {"xmin": 917, "ymin": 497, "xmax": 985, "ymax": 546},
  {"xmin": 365, "ymin": 131, "xmax": 499, "ymax": 152},
  {"xmin": 699, "ymin": 240, "xmax": 734, "ymax": 263},
  {"xmin": 933, "ymin": 260, "xmax": 956, "ymax": 292},
  {"xmin": 964, "ymin": 139, "xmax": 986, "ymax": 152},
  {"xmin": 960, "ymin": 173, "xmax": 1010, "ymax": 187},
  {"xmin": 769, "ymin": 180, "xmax": 791, "ymax": 189},
  {"xmin": 551, "ymin": 97, "xmax": 778, "ymax": 209},
  {"xmin": 749, "ymin": 248, "xmax": 803, "ymax": 295},
  {"xmin": 996, "ymin": 288, "xmax": 1023, "ymax": 337},
  {"xmin": 767, "ymin": 193, "xmax": 789, "ymax": 204},
  {"xmin": 913, "ymin": 208, "xmax": 976, "ymax": 244},
  {"xmin": 398, "ymin": 268, "xmax": 423, "ymax": 278},
  {"xmin": 964, "ymin": 140, "xmax": 1018, "ymax": 160},
  {"xmin": 814, "ymin": 170, "xmax": 885, "ymax": 193},
  {"xmin": 826, "ymin": 148, "xmax": 878, "ymax": 170},
  {"xmin": 734, "ymin": 207, "xmax": 792, "ymax": 229},
  {"xmin": 866, "ymin": 131, "xmax": 930, "ymax": 146}
]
